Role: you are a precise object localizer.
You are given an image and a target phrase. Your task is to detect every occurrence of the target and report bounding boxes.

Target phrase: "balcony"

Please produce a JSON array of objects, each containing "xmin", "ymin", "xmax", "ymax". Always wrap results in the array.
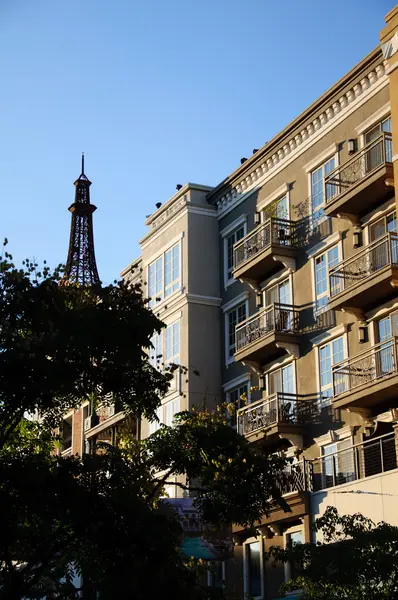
[
  {"xmin": 237, "ymin": 393, "xmax": 317, "ymax": 447},
  {"xmin": 324, "ymin": 133, "xmax": 393, "ymax": 221},
  {"xmin": 331, "ymin": 337, "xmax": 398, "ymax": 410},
  {"xmin": 84, "ymin": 399, "xmax": 126, "ymax": 438},
  {"xmin": 233, "ymin": 218, "xmax": 299, "ymax": 285},
  {"xmin": 234, "ymin": 303, "xmax": 301, "ymax": 368},
  {"xmin": 328, "ymin": 232, "xmax": 398, "ymax": 314},
  {"xmin": 311, "ymin": 432, "xmax": 397, "ymax": 492}
]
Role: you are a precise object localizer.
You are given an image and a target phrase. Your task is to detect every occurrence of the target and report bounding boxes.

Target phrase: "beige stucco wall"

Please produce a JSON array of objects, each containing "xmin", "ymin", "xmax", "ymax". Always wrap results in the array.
[{"xmin": 311, "ymin": 468, "xmax": 398, "ymax": 541}]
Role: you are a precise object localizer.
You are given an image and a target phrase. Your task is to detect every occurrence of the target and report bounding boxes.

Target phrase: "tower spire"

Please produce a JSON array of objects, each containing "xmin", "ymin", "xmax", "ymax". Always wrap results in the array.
[{"xmin": 64, "ymin": 156, "xmax": 100, "ymax": 286}]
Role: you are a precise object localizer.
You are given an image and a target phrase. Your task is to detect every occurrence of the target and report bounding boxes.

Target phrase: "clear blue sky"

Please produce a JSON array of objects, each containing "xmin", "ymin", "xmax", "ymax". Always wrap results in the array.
[{"xmin": 0, "ymin": 0, "xmax": 393, "ymax": 283}]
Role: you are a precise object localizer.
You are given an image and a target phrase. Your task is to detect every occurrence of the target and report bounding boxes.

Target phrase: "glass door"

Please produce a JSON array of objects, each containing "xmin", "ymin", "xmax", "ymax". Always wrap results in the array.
[
  {"xmin": 365, "ymin": 116, "xmax": 392, "ymax": 171},
  {"xmin": 377, "ymin": 317, "xmax": 393, "ymax": 376},
  {"xmin": 268, "ymin": 363, "xmax": 295, "ymax": 421}
]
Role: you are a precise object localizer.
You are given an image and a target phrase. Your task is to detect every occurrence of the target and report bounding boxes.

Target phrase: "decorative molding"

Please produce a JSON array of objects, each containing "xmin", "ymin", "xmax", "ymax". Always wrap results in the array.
[
  {"xmin": 355, "ymin": 102, "xmax": 390, "ymax": 135},
  {"xmin": 304, "ymin": 143, "xmax": 339, "ymax": 173},
  {"xmin": 222, "ymin": 373, "xmax": 251, "ymax": 391},
  {"xmin": 273, "ymin": 254, "xmax": 296, "ymax": 273},
  {"xmin": 221, "ymin": 291, "xmax": 250, "ymax": 313},
  {"xmin": 220, "ymin": 214, "xmax": 248, "ymax": 238},
  {"xmin": 275, "ymin": 341, "xmax": 300, "ymax": 358},
  {"xmin": 256, "ymin": 182, "xmax": 290, "ymax": 212},
  {"xmin": 214, "ymin": 63, "xmax": 387, "ymax": 218},
  {"xmin": 186, "ymin": 293, "xmax": 222, "ymax": 307},
  {"xmin": 306, "ymin": 231, "xmax": 343, "ymax": 259},
  {"xmin": 311, "ymin": 322, "xmax": 349, "ymax": 347}
]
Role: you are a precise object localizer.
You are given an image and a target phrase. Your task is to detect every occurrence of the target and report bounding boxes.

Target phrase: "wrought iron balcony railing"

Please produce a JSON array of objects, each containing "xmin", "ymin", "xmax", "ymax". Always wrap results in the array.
[
  {"xmin": 279, "ymin": 460, "xmax": 313, "ymax": 495},
  {"xmin": 237, "ymin": 393, "xmax": 316, "ymax": 437},
  {"xmin": 235, "ymin": 303, "xmax": 299, "ymax": 352},
  {"xmin": 329, "ymin": 232, "xmax": 398, "ymax": 297},
  {"xmin": 233, "ymin": 218, "xmax": 298, "ymax": 270},
  {"xmin": 311, "ymin": 432, "xmax": 397, "ymax": 492},
  {"xmin": 325, "ymin": 132, "xmax": 392, "ymax": 203},
  {"xmin": 332, "ymin": 337, "xmax": 398, "ymax": 397}
]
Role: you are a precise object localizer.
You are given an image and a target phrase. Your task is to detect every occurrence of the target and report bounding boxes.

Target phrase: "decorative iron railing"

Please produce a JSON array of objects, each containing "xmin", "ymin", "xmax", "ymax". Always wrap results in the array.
[
  {"xmin": 329, "ymin": 232, "xmax": 398, "ymax": 297},
  {"xmin": 311, "ymin": 432, "xmax": 397, "ymax": 492},
  {"xmin": 235, "ymin": 303, "xmax": 299, "ymax": 352},
  {"xmin": 237, "ymin": 393, "xmax": 316, "ymax": 436},
  {"xmin": 325, "ymin": 132, "xmax": 392, "ymax": 202},
  {"xmin": 279, "ymin": 460, "xmax": 313, "ymax": 495},
  {"xmin": 332, "ymin": 337, "xmax": 398, "ymax": 397},
  {"xmin": 233, "ymin": 218, "xmax": 298, "ymax": 269}
]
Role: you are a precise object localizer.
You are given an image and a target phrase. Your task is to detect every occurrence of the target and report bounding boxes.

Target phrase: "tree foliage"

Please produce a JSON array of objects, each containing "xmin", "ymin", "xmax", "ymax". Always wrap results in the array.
[
  {"xmin": 268, "ymin": 506, "xmax": 398, "ymax": 600},
  {"xmin": 0, "ymin": 247, "xmax": 289, "ymax": 600}
]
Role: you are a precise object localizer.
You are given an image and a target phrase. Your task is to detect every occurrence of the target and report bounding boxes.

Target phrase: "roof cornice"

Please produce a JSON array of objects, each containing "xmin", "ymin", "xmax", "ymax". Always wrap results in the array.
[{"xmin": 207, "ymin": 47, "xmax": 385, "ymax": 212}]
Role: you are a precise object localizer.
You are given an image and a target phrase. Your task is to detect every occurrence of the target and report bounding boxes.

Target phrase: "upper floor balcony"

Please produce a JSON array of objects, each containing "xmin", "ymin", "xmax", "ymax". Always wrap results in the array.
[
  {"xmin": 328, "ymin": 232, "xmax": 398, "ymax": 314},
  {"xmin": 331, "ymin": 337, "xmax": 398, "ymax": 410},
  {"xmin": 237, "ymin": 392, "xmax": 318, "ymax": 448},
  {"xmin": 311, "ymin": 432, "xmax": 397, "ymax": 492},
  {"xmin": 234, "ymin": 303, "xmax": 301, "ymax": 368},
  {"xmin": 84, "ymin": 398, "xmax": 126, "ymax": 437},
  {"xmin": 324, "ymin": 133, "xmax": 393, "ymax": 222},
  {"xmin": 233, "ymin": 218, "xmax": 299, "ymax": 285}
]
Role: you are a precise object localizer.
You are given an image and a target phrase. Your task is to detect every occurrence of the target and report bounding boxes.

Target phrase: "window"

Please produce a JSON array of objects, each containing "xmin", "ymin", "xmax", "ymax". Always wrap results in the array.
[
  {"xmin": 365, "ymin": 116, "xmax": 392, "ymax": 165},
  {"xmin": 261, "ymin": 195, "xmax": 289, "ymax": 220},
  {"xmin": 226, "ymin": 225, "xmax": 245, "ymax": 282},
  {"xmin": 164, "ymin": 397, "xmax": 180, "ymax": 427},
  {"xmin": 311, "ymin": 157, "xmax": 335, "ymax": 222},
  {"xmin": 376, "ymin": 313, "xmax": 398, "ymax": 376},
  {"xmin": 149, "ymin": 406, "xmax": 162, "ymax": 435},
  {"xmin": 268, "ymin": 363, "xmax": 295, "ymax": 396},
  {"xmin": 227, "ymin": 382, "xmax": 249, "ymax": 428},
  {"xmin": 150, "ymin": 321, "xmax": 180, "ymax": 369},
  {"xmin": 208, "ymin": 561, "xmax": 225, "ymax": 589},
  {"xmin": 369, "ymin": 210, "xmax": 396, "ymax": 242},
  {"xmin": 149, "ymin": 331, "xmax": 163, "ymax": 368},
  {"xmin": 285, "ymin": 528, "xmax": 304, "ymax": 582},
  {"xmin": 227, "ymin": 302, "xmax": 247, "ymax": 360},
  {"xmin": 322, "ymin": 438, "xmax": 354, "ymax": 488},
  {"xmin": 314, "ymin": 245, "xmax": 340, "ymax": 313},
  {"xmin": 318, "ymin": 336, "xmax": 345, "ymax": 403},
  {"xmin": 263, "ymin": 278, "xmax": 291, "ymax": 307},
  {"xmin": 165, "ymin": 321, "xmax": 180, "ymax": 366},
  {"xmin": 246, "ymin": 541, "xmax": 262, "ymax": 598},
  {"xmin": 148, "ymin": 243, "xmax": 181, "ymax": 306}
]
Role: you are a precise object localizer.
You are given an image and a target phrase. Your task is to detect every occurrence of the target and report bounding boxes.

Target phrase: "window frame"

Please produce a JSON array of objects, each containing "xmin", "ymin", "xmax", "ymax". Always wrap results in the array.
[
  {"xmin": 224, "ymin": 300, "xmax": 248, "ymax": 365},
  {"xmin": 312, "ymin": 243, "xmax": 341, "ymax": 315},
  {"xmin": 283, "ymin": 523, "xmax": 305, "ymax": 583},
  {"xmin": 265, "ymin": 359, "xmax": 297, "ymax": 397},
  {"xmin": 243, "ymin": 535, "xmax": 265, "ymax": 600},
  {"xmin": 316, "ymin": 334, "xmax": 347, "ymax": 406},
  {"xmin": 147, "ymin": 240, "xmax": 182, "ymax": 307},
  {"xmin": 221, "ymin": 215, "xmax": 248, "ymax": 289},
  {"xmin": 226, "ymin": 381, "xmax": 250, "ymax": 428},
  {"xmin": 307, "ymin": 148, "xmax": 339, "ymax": 225}
]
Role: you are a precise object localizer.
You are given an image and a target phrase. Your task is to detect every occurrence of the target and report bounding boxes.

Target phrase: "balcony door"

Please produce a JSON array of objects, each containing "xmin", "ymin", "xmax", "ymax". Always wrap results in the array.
[
  {"xmin": 264, "ymin": 279, "xmax": 292, "ymax": 331},
  {"xmin": 369, "ymin": 211, "xmax": 397, "ymax": 269},
  {"xmin": 268, "ymin": 363, "xmax": 295, "ymax": 421},
  {"xmin": 364, "ymin": 116, "xmax": 392, "ymax": 172},
  {"xmin": 377, "ymin": 313, "xmax": 398, "ymax": 376}
]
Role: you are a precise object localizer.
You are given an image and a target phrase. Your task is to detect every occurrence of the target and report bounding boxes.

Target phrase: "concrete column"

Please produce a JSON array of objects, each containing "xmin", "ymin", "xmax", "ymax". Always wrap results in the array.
[{"xmin": 380, "ymin": 6, "xmax": 398, "ymax": 217}]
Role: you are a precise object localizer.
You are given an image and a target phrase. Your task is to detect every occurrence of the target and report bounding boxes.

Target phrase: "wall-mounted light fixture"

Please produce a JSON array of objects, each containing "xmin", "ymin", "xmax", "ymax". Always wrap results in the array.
[
  {"xmin": 348, "ymin": 138, "xmax": 356, "ymax": 154},
  {"xmin": 358, "ymin": 322, "xmax": 367, "ymax": 344},
  {"xmin": 256, "ymin": 292, "xmax": 263, "ymax": 309},
  {"xmin": 254, "ymin": 212, "xmax": 261, "ymax": 225},
  {"xmin": 353, "ymin": 227, "xmax": 362, "ymax": 248},
  {"xmin": 259, "ymin": 374, "xmax": 266, "ymax": 391}
]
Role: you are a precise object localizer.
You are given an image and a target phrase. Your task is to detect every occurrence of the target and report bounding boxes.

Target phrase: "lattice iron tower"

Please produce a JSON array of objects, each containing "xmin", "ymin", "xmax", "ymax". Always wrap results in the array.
[{"xmin": 64, "ymin": 154, "xmax": 100, "ymax": 285}]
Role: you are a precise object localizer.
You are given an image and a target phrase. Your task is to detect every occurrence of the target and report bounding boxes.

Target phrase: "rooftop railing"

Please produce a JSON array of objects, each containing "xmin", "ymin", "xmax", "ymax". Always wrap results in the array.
[
  {"xmin": 235, "ymin": 303, "xmax": 299, "ymax": 352},
  {"xmin": 311, "ymin": 432, "xmax": 397, "ymax": 492},
  {"xmin": 329, "ymin": 232, "xmax": 398, "ymax": 297},
  {"xmin": 233, "ymin": 217, "xmax": 298, "ymax": 270},
  {"xmin": 332, "ymin": 337, "xmax": 398, "ymax": 397},
  {"xmin": 237, "ymin": 393, "xmax": 317, "ymax": 437},
  {"xmin": 325, "ymin": 132, "xmax": 392, "ymax": 203}
]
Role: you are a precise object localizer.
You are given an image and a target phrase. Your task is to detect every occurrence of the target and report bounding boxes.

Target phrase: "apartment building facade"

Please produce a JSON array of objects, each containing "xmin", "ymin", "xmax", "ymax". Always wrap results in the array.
[{"xmin": 118, "ymin": 10, "xmax": 398, "ymax": 599}]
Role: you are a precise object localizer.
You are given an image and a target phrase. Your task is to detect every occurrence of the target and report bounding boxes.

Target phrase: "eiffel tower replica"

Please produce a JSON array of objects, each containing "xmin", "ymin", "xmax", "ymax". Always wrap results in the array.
[{"xmin": 64, "ymin": 154, "xmax": 100, "ymax": 285}]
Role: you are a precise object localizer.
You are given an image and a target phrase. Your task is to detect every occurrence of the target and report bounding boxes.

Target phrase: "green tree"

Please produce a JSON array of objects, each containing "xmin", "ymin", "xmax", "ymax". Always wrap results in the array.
[
  {"xmin": 268, "ymin": 506, "xmax": 398, "ymax": 600},
  {"xmin": 0, "ymin": 247, "xmax": 289, "ymax": 600}
]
